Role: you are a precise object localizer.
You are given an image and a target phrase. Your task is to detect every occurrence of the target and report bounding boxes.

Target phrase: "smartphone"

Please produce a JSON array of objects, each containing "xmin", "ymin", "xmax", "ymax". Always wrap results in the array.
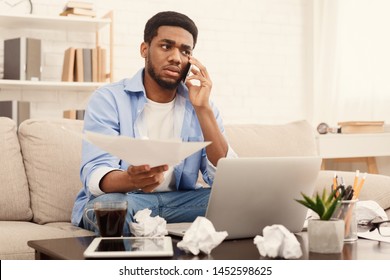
[{"xmin": 182, "ymin": 62, "xmax": 191, "ymax": 82}]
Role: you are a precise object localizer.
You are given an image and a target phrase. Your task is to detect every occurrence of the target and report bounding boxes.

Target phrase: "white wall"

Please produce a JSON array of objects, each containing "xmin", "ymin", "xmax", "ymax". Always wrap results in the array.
[
  {"xmin": 0, "ymin": 0, "xmax": 313, "ymax": 124},
  {"xmin": 2, "ymin": 1, "xmax": 390, "ymax": 176}
]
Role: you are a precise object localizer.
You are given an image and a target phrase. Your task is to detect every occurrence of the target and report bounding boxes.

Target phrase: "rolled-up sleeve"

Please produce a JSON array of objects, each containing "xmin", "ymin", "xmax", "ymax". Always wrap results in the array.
[{"xmin": 88, "ymin": 166, "xmax": 122, "ymax": 196}]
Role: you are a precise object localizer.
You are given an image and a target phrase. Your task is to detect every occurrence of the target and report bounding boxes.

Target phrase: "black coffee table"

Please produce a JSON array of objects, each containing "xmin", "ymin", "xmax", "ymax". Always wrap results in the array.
[{"xmin": 27, "ymin": 233, "xmax": 390, "ymax": 260}]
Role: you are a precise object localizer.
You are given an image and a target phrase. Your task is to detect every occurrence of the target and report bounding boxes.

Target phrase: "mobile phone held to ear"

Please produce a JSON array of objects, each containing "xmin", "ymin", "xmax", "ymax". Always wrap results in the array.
[{"xmin": 182, "ymin": 62, "xmax": 191, "ymax": 82}]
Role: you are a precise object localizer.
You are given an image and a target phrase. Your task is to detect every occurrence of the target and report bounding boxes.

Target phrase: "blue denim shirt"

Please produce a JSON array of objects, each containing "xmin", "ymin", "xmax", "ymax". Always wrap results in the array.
[{"xmin": 71, "ymin": 69, "xmax": 233, "ymax": 226}]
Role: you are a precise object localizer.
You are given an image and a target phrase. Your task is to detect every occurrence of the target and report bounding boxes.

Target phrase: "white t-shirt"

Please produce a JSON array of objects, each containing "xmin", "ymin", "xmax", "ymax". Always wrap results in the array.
[
  {"xmin": 140, "ymin": 97, "xmax": 176, "ymax": 192},
  {"xmin": 88, "ymin": 97, "xmax": 178, "ymax": 195}
]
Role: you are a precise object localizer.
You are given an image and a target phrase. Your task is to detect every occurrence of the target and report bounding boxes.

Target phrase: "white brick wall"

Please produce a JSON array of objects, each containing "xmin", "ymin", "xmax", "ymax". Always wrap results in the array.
[{"xmin": 0, "ymin": 0, "xmax": 313, "ymax": 123}]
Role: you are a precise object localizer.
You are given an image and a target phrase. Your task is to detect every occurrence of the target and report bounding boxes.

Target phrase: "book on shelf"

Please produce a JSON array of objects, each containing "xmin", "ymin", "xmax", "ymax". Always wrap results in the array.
[
  {"xmin": 60, "ymin": 7, "xmax": 96, "ymax": 17},
  {"xmin": 97, "ymin": 46, "xmax": 107, "ymax": 82},
  {"xmin": 63, "ymin": 109, "xmax": 85, "ymax": 120},
  {"xmin": 91, "ymin": 47, "xmax": 98, "ymax": 82},
  {"xmin": 26, "ymin": 38, "xmax": 41, "ymax": 81},
  {"xmin": 65, "ymin": 1, "xmax": 94, "ymax": 10},
  {"xmin": 338, "ymin": 121, "xmax": 385, "ymax": 134},
  {"xmin": 82, "ymin": 48, "xmax": 92, "ymax": 82},
  {"xmin": 74, "ymin": 48, "xmax": 84, "ymax": 82},
  {"xmin": 61, "ymin": 47, "xmax": 76, "ymax": 82},
  {"xmin": 4, "ymin": 37, "xmax": 41, "ymax": 81},
  {"xmin": 61, "ymin": 46, "xmax": 106, "ymax": 83}
]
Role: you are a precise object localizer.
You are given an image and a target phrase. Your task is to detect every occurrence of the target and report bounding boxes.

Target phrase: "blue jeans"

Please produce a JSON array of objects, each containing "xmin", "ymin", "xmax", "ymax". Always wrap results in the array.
[{"xmin": 82, "ymin": 188, "xmax": 210, "ymax": 236}]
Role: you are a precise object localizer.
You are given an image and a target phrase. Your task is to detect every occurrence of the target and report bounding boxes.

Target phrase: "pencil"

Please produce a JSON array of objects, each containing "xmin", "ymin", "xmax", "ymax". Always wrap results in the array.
[
  {"xmin": 333, "ymin": 172, "xmax": 337, "ymax": 191},
  {"xmin": 353, "ymin": 172, "xmax": 367, "ymax": 199},
  {"xmin": 352, "ymin": 170, "xmax": 359, "ymax": 192},
  {"xmin": 344, "ymin": 201, "xmax": 355, "ymax": 237},
  {"xmin": 333, "ymin": 172, "xmax": 339, "ymax": 197}
]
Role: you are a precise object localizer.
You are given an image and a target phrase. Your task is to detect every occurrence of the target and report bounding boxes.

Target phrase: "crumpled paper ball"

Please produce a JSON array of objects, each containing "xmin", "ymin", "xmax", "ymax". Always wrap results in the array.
[
  {"xmin": 254, "ymin": 224, "xmax": 302, "ymax": 259},
  {"xmin": 129, "ymin": 208, "xmax": 167, "ymax": 237},
  {"xmin": 177, "ymin": 217, "xmax": 228, "ymax": 255}
]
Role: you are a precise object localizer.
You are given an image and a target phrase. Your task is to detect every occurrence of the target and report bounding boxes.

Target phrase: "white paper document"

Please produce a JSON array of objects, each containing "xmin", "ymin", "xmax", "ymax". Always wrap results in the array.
[
  {"xmin": 84, "ymin": 131, "xmax": 211, "ymax": 167},
  {"xmin": 358, "ymin": 231, "xmax": 390, "ymax": 243}
]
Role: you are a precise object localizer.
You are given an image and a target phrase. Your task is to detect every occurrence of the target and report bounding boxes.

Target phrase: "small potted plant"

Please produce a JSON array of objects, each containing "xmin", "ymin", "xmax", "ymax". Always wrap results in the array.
[{"xmin": 296, "ymin": 187, "xmax": 345, "ymax": 253}]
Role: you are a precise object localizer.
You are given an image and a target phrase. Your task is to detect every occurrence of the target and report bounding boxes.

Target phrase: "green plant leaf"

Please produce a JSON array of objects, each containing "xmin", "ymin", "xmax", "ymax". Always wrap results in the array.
[
  {"xmin": 322, "ymin": 196, "xmax": 341, "ymax": 220},
  {"xmin": 316, "ymin": 194, "xmax": 325, "ymax": 218},
  {"xmin": 295, "ymin": 199, "xmax": 317, "ymax": 213},
  {"xmin": 322, "ymin": 188, "xmax": 327, "ymax": 202},
  {"xmin": 326, "ymin": 188, "xmax": 336, "ymax": 204},
  {"xmin": 301, "ymin": 192, "xmax": 316, "ymax": 208},
  {"xmin": 296, "ymin": 187, "xmax": 344, "ymax": 220}
]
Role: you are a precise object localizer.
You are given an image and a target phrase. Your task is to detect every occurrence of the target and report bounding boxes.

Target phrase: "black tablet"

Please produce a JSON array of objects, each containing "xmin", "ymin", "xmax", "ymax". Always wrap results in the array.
[{"xmin": 83, "ymin": 236, "xmax": 174, "ymax": 258}]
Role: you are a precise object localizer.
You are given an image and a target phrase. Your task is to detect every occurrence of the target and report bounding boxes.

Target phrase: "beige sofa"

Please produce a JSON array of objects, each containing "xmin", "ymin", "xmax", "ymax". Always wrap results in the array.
[
  {"xmin": 0, "ymin": 117, "xmax": 94, "ymax": 260},
  {"xmin": 1, "ymin": 117, "xmax": 390, "ymax": 260}
]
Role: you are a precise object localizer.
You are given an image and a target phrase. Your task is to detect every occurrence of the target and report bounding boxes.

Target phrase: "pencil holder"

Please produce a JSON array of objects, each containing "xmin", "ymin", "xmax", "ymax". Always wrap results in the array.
[{"xmin": 335, "ymin": 199, "xmax": 358, "ymax": 242}]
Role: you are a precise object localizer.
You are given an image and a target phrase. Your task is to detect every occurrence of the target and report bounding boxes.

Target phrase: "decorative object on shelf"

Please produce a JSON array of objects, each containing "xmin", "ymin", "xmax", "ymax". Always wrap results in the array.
[
  {"xmin": 63, "ymin": 109, "xmax": 85, "ymax": 120},
  {"xmin": 0, "ymin": 0, "xmax": 33, "ymax": 14},
  {"xmin": 316, "ymin": 122, "xmax": 340, "ymax": 134},
  {"xmin": 60, "ymin": 1, "xmax": 95, "ymax": 18},
  {"xmin": 3, "ymin": 37, "xmax": 41, "ymax": 81},
  {"xmin": 65, "ymin": 1, "xmax": 93, "ymax": 10},
  {"xmin": 296, "ymin": 188, "xmax": 345, "ymax": 253},
  {"xmin": 337, "ymin": 121, "xmax": 385, "ymax": 134}
]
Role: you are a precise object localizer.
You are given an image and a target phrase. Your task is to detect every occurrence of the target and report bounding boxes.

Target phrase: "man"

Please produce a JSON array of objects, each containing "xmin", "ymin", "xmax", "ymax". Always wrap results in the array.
[{"xmin": 71, "ymin": 11, "xmax": 236, "ymax": 235}]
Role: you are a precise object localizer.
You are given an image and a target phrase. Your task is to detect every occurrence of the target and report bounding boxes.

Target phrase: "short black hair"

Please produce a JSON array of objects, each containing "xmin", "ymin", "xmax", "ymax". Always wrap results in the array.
[{"xmin": 144, "ymin": 11, "xmax": 198, "ymax": 48}]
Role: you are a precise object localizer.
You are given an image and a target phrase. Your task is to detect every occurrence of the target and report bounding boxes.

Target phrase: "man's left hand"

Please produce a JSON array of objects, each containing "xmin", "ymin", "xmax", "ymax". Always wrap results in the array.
[{"xmin": 185, "ymin": 56, "xmax": 213, "ymax": 108}]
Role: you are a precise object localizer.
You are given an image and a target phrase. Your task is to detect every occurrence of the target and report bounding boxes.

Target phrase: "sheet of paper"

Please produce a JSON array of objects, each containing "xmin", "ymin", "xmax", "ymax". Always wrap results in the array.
[
  {"xmin": 84, "ymin": 131, "xmax": 211, "ymax": 167},
  {"xmin": 358, "ymin": 231, "xmax": 390, "ymax": 243}
]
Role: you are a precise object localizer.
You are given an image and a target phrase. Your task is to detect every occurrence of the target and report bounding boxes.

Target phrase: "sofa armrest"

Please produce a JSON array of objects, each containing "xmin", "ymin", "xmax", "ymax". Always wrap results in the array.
[{"xmin": 224, "ymin": 121, "xmax": 318, "ymax": 157}]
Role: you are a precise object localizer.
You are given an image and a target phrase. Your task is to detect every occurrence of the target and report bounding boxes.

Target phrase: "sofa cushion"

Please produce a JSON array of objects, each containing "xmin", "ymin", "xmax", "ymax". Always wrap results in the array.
[
  {"xmin": 224, "ymin": 120, "xmax": 318, "ymax": 157},
  {"xmin": 0, "ymin": 117, "xmax": 32, "ymax": 221},
  {"xmin": 0, "ymin": 221, "xmax": 94, "ymax": 260},
  {"xmin": 18, "ymin": 118, "xmax": 84, "ymax": 224}
]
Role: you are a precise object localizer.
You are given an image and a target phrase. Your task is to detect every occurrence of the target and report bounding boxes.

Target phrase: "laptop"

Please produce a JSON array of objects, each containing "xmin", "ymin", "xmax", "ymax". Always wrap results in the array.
[{"xmin": 167, "ymin": 156, "xmax": 321, "ymax": 239}]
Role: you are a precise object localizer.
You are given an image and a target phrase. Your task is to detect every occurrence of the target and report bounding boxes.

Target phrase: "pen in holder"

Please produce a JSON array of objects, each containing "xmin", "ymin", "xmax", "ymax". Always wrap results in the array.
[{"xmin": 331, "ymin": 171, "xmax": 366, "ymax": 242}]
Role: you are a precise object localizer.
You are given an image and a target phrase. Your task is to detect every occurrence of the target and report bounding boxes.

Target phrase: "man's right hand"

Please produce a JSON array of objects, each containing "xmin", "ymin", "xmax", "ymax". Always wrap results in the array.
[
  {"xmin": 126, "ymin": 164, "xmax": 168, "ymax": 193},
  {"xmin": 99, "ymin": 164, "xmax": 169, "ymax": 193}
]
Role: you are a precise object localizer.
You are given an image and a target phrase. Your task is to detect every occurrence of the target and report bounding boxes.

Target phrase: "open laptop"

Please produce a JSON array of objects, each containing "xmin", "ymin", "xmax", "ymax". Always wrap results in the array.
[{"xmin": 167, "ymin": 156, "xmax": 321, "ymax": 239}]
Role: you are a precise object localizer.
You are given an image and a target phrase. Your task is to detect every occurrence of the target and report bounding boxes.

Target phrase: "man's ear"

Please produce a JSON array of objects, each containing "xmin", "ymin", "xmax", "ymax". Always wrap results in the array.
[{"xmin": 140, "ymin": 42, "xmax": 148, "ymax": 58}]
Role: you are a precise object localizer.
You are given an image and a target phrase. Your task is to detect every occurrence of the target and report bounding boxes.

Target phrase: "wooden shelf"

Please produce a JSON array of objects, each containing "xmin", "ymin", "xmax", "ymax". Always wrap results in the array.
[
  {"xmin": 0, "ymin": 12, "xmax": 114, "ymax": 94},
  {"xmin": 316, "ymin": 132, "xmax": 390, "ymax": 174},
  {"xmin": 0, "ymin": 80, "xmax": 106, "ymax": 91},
  {"xmin": 316, "ymin": 132, "xmax": 390, "ymax": 158},
  {"xmin": 0, "ymin": 13, "xmax": 111, "ymax": 32}
]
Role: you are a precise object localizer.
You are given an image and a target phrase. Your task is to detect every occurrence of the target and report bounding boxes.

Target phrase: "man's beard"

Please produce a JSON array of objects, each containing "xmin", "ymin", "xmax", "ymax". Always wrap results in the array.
[{"xmin": 146, "ymin": 58, "xmax": 183, "ymax": 90}]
